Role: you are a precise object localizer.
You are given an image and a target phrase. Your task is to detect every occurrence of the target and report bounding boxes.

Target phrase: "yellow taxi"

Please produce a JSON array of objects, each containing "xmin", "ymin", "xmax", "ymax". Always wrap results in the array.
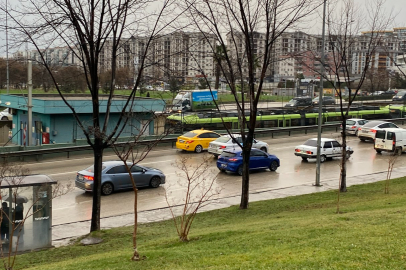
[{"xmin": 176, "ymin": 129, "xmax": 221, "ymax": 153}]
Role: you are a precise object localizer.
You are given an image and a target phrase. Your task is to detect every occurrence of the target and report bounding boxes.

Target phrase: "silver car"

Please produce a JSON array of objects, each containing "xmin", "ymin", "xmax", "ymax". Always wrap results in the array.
[
  {"xmin": 75, "ymin": 161, "xmax": 166, "ymax": 195},
  {"xmin": 208, "ymin": 134, "xmax": 269, "ymax": 157},
  {"xmin": 357, "ymin": 120, "xmax": 399, "ymax": 142},
  {"xmin": 344, "ymin": 118, "xmax": 368, "ymax": 136}
]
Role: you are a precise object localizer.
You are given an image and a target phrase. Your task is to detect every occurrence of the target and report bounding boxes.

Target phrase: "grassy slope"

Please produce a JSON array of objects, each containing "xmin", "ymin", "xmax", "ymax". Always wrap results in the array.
[{"xmin": 15, "ymin": 178, "xmax": 406, "ymax": 270}]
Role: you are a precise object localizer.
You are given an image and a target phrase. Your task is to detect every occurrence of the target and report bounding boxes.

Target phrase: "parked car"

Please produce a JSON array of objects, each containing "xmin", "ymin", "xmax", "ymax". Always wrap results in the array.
[
  {"xmin": 343, "ymin": 118, "xmax": 368, "ymax": 136},
  {"xmin": 75, "ymin": 161, "xmax": 166, "ymax": 195},
  {"xmin": 371, "ymin": 91, "xmax": 384, "ymax": 96},
  {"xmin": 312, "ymin": 96, "xmax": 335, "ymax": 105},
  {"xmin": 284, "ymin": 97, "xmax": 312, "ymax": 108},
  {"xmin": 392, "ymin": 91, "xmax": 406, "ymax": 102},
  {"xmin": 208, "ymin": 134, "xmax": 269, "ymax": 157},
  {"xmin": 176, "ymin": 129, "xmax": 221, "ymax": 153},
  {"xmin": 0, "ymin": 108, "xmax": 12, "ymax": 120},
  {"xmin": 375, "ymin": 128, "xmax": 406, "ymax": 154},
  {"xmin": 382, "ymin": 90, "xmax": 396, "ymax": 96},
  {"xmin": 357, "ymin": 120, "xmax": 399, "ymax": 141},
  {"xmin": 294, "ymin": 138, "xmax": 354, "ymax": 162},
  {"xmin": 217, "ymin": 148, "xmax": 280, "ymax": 175}
]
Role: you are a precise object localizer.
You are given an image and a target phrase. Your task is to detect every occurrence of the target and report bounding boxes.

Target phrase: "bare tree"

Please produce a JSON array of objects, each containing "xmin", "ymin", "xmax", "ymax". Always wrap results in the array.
[
  {"xmin": 4, "ymin": 0, "xmax": 178, "ymax": 232},
  {"xmin": 183, "ymin": 0, "xmax": 318, "ymax": 209},
  {"xmin": 296, "ymin": 0, "xmax": 391, "ymax": 192},
  {"xmin": 384, "ymin": 152, "xmax": 398, "ymax": 194},
  {"xmin": 323, "ymin": 0, "xmax": 391, "ymax": 192},
  {"xmin": 110, "ymin": 115, "xmax": 171, "ymax": 260},
  {"xmin": 165, "ymin": 154, "xmax": 221, "ymax": 242}
]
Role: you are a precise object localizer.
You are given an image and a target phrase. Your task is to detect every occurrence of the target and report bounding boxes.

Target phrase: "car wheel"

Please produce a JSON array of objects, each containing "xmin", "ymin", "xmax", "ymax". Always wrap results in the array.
[
  {"xmin": 195, "ymin": 145, "xmax": 203, "ymax": 153},
  {"xmin": 218, "ymin": 168, "xmax": 225, "ymax": 173},
  {"xmin": 360, "ymin": 138, "xmax": 365, "ymax": 142},
  {"xmin": 101, "ymin": 182, "xmax": 114, "ymax": 196},
  {"xmin": 345, "ymin": 151, "xmax": 351, "ymax": 159},
  {"xmin": 301, "ymin": 157, "xmax": 308, "ymax": 162},
  {"xmin": 396, "ymin": 147, "xmax": 402, "ymax": 156},
  {"xmin": 260, "ymin": 147, "xmax": 268, "ymax": 153},
  {"xmin": 237, "ymin": 166, "xmax": 243, "ymax": 176},
  {"xmin": 320, "ymin": 155, "xmax": 326, "ymax": 163},
  {"xmin": 1, "ymin": 116, "xmax": 7, "ymax": 120},
  {"xmin": 269, "ymin": 161, "xmax": 278, "ymax": 171},
  {"xmin": 376, "ymin": 149, "xmax": 382, "ymax": 154},
  {"xmin": 149, "ymin": 176, "xmax": 161, "ymax": 188}
]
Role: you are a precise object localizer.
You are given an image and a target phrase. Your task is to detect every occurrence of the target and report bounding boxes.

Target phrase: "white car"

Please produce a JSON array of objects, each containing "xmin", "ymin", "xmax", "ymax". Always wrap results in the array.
[
  {"xmin": 344, "ymin": 118, "xmax": 368, "ymax": 136},
  {"xmin": 0, "ymin": 108, "xmax": 11, "ymax": 120},
  {"xmin": 208, "ymin": 134, "xmax": 269, "ymax": 157},
  {"xmin": 357, "ymin": 120, "xmax": 399, "ymax": 141},
  {"xmin": 294, "ymin": 138, "xmax": 354, "ymax": 163}
]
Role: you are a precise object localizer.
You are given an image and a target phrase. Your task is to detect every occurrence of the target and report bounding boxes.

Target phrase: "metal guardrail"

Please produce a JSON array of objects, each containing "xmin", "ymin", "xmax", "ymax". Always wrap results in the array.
[
  {"xmin": 1, "ymin": 117, "xmax": 405, "ymax": 160},
  {"xmin": 0, "ymin": 124, "xmax": 341, "ymax": 160}
]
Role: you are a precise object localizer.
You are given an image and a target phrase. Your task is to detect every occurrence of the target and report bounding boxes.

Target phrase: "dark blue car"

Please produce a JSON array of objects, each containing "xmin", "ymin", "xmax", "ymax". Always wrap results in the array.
[{"xmin": 217, "ymin": 148, "xmax": 280, "ymax": 175}]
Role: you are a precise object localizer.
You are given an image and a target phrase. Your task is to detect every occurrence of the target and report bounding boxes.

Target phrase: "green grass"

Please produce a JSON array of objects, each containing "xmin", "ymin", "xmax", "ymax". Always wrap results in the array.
[
  {"xmin": 12, "ymin": 178, "xmax": 406, "ymax": 269},
  {"xmin": 0, "ymin": 88, "xmax": 290, "ymax": 103}
]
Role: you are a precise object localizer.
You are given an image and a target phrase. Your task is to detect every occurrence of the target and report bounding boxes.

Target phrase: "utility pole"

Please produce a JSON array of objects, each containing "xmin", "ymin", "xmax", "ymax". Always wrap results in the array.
[
  {"xmin": 27, "ymin": 61, "xmax": 33, "ymax": 146},
  {"xmin": 6, "ymin": 0, "xmax": 9, "ymax": 94},
  {"xmin": 315, "ymin": 0, "xmax": 327, "ymax": 187}
]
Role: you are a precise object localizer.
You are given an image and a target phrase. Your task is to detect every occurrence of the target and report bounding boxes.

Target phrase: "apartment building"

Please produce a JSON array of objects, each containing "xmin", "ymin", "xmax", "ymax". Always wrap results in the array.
[
  {"xmin": 225, "ymin": 31, "xmax": 272, "ymax": 80},
  {"xmin": 15, "ymin": 46, "xmax": 79, "ymax": 67},
  {"xmin": 351, "ymin": 30, "xmax": 401, "ymax": 75},
  {"xmin": 13, "ymin": 27, "xmax": 406, "ymax": 82}
]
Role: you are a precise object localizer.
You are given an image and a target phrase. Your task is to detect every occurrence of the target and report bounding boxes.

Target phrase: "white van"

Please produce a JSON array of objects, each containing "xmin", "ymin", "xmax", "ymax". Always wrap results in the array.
[{"xmin": 374, "ymin": 128, "xmax": 406, "ymax": 154}]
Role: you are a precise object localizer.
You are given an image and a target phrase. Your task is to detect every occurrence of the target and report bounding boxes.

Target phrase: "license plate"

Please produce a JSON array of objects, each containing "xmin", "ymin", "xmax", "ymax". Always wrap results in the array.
[
  {"xmin": 221, "ymin": 164, "xmax": 227, "ymax": 168},
  {"xmin": 362, "ymin": 130, "xmax": 368, "ymax": 133},
  {"xmin": 179, "ymin": 139, "xmax": 184, "ymax": 143}
]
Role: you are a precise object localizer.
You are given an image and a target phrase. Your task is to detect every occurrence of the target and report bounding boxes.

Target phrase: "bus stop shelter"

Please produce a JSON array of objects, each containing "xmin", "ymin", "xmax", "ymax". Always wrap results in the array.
[{"xmin": 0, "ymin": 174, "xmax": 56, "ymax": 253}]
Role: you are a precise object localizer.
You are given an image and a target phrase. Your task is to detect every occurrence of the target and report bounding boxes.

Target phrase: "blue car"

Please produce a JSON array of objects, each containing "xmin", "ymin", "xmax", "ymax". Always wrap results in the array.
[{"xmin": 217, "ymin": 148, "xmax": 280, "ymax": 175}]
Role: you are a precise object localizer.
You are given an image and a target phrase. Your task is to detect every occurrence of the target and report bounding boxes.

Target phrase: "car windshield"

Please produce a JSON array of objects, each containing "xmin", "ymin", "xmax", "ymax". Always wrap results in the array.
[
  {"xmin": 221, "ymin": 152, "xmax": 237, "ymax": 158},
  {"xmin": 303, "ymin": 139, "xmax": 318, "ymax": 147},
  {"xmin": 215, "ymin": 137, "xmax": 231, "ymax": 143},
  {"xmin": 182, "ymin": 132, "xmax": 197, "ymax": 138}
]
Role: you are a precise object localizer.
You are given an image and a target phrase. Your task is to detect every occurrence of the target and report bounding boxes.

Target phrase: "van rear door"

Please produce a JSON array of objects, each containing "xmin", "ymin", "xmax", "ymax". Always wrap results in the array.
[{"xmin": 375, "ymin": 130, "xmax": 392, "ymax": 151}]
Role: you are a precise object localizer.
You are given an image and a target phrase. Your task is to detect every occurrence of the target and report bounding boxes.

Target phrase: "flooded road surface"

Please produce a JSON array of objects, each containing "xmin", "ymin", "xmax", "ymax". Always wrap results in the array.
[{"xmin": 24, "ymin": 129, "xmax": 406, "ymax": 225}]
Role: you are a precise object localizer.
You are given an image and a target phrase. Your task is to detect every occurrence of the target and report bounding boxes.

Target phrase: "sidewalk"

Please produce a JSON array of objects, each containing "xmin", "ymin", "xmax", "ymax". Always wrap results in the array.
[{"xmin": 52, "ymin": 167, "xmax": 406, "ymax": 247}]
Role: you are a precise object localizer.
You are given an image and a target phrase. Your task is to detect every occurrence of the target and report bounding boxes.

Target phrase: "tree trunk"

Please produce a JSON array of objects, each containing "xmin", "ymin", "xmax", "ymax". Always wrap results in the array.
[
  {"xmin": 214, "ymin": 63, "xmax": 220, "ymax": 90},
  {"xmin": 340, "ymin": 122, "xmax": 347, "ymax": 193},
  {"xmin": 90, "ymin": 142, "xmax": 103, "ymax": 232},
  {"xmin": 239, "ymin": 147, "xmax": 250, "ymax": 209},
  {"xmin": 131, "ymin": 185, "xmax": 140, "ymax": 261}
]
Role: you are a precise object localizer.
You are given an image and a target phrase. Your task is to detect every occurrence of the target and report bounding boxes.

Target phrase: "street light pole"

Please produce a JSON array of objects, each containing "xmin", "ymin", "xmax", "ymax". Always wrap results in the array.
[
  {"xmin": 27, "ymin": 61, "xmax": 33, "ymax": 146},
  {"xmin": 315, "ymin": 0, "xmax": 327, "ymax": 187}
]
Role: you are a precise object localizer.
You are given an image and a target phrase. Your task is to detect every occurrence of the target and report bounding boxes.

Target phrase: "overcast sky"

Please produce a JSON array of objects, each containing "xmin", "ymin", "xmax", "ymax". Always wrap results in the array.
[
  {"xmin": 0, "ymin": 0, "xmax": 404, "ymax": 56},
  {"xmin": 364, "ymin": 0, "xmax": 404, "ymax": 28}
]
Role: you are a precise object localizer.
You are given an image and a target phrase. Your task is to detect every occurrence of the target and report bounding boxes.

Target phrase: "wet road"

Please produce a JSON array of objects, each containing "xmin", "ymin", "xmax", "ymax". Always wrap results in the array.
[{"xmin": 23, "ymin": 129, "xmax": 406, "ymax": 226}]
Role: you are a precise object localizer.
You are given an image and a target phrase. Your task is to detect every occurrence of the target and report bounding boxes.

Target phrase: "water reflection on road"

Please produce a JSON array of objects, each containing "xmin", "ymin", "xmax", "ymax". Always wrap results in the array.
[{"xmin": 24, "ymin": 131, "xmax": 406, "ymax": 225}]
